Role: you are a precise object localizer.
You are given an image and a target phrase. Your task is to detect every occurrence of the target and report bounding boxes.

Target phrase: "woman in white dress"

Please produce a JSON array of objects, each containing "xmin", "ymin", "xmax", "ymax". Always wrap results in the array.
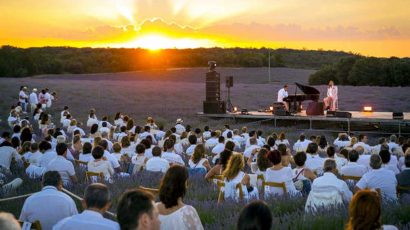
[
  {"xmin": 223, "ymin": 153, "xmax": 259, "ymax": 201},
  {"xmin": 86, "ymin": 108, "xmax": 99, "ymax": 127},
  {"xmin": 188, "ymin": 144, "xmax": 210, "ymax": 172},
  {"xmin": 265, "ymin": 150, "xmax": 300, "ymax": 197},
  {"xmin": 275, "ymin": 132, "xmax": 290, "ymax": 147},
  {"xmin": 323, "ymin": 80, "xmax": 338, "ymax": 111},
  {"xmin": 79, "ymin": 142, "xmax": 93, "ymax": 162},
  {"xmin": 87, "ymin": 146, "xmax": 114, "ymax": 182},
  {"xmin": 156, "ymin": 165, "xmax": 203, "ymax": 230},
  {"xmin": 114, "ymin": 112, "xmax": 125, "ymax": 127}
]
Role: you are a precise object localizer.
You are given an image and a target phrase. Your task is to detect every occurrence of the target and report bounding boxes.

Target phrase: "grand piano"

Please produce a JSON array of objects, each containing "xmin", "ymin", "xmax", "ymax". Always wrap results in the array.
[{"xmin": 284, "ymin": 82, "xmax": 320, "ymax": 113}]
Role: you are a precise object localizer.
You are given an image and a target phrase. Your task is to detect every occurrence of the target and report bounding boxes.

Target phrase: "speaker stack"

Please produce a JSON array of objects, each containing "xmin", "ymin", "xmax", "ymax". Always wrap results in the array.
[{"xmin": 203, "ymin": 70, "xmax": 226, "ymax": 114}]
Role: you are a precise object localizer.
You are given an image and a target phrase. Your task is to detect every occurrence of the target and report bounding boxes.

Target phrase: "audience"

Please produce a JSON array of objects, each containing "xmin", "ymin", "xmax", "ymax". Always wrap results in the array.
[{"xmin": 20, "ymin": 171, "xmax": 78, "ymax": 230}]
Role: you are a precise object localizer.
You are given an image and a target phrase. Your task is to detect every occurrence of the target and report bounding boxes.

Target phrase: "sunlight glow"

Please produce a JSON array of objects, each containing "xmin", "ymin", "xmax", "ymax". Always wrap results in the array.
[{"xmin": 126, "ymin": 34, "xmax": 215, "ymax": 50}]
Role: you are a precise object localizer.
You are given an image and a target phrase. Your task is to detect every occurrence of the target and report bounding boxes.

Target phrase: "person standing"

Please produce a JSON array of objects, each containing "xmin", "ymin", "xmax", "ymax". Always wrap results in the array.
[
  {"xmin": 323, "ymin": 80, "xmax": 338, "ymax": 111},
  {"xmin": 277, "ymin": 85, "xmax": 289, "ymax": 112},
  {"xmin": 19, "ymin": 86, "xmax": 28, "ymax": 113},
  {"xmin": 29, "ymin": 88, "xmax": 39, "ymax": 113}
]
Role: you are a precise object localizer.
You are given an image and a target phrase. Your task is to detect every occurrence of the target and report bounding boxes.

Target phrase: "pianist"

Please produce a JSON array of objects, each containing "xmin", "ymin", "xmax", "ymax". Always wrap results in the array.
[
  {"xmin": 323, "ymin": 80, "xmax": 338, "ymax": 111},
  {"xmin": 277, "ymin": 84, "xmax": 289, "ymax": 112}
]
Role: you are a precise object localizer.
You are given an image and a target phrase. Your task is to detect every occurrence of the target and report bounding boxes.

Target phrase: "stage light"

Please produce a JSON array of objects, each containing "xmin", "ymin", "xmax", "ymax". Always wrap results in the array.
[
  {"xmin": 363, "ymin": 106, "xmax": 373, "ymax": 112},
  {"xmin": 269, "ymin": 106, "xmax": 273, "ymax": 111},
  {"xmin": 233, "ymin": 106, "xmax": 238, "ymax": 112}
]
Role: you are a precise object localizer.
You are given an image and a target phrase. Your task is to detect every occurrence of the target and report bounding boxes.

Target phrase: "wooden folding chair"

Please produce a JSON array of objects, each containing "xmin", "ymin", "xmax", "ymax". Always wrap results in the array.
[
  {"xmin": 217, "ymin": 181, "xmax": 244, "ymax": 204},
  {"xmin": 397, "ymin": 185, "xmax": 410, "ymax": 198},
  {"xmin": 263, "ymin": 181, "xmax": 287, "ymax": 196},
  {"xmin": 257, "ymin": 174, "xmax": 265, "ymax": 193},
  {"xmin": 341, "ymin": 175, "xmax": 362, "ymax": 182},
  {"xmin": 19, "ymin": 220, "xmax": 42, "ymax": 230},
  {"xmin": 85, "ymin": 171, "xmax": 104, "ymax": 183},
  {"xmin": 23, "ymin": 161, "xmax": 30, "ymax": 169},
  {"xmin": 139, "ymin": 186, "xmax": 160, "ymax": 195},
  {"xmin": 74, "ymin": 160, "xmax": 88, "ymax": 168}
]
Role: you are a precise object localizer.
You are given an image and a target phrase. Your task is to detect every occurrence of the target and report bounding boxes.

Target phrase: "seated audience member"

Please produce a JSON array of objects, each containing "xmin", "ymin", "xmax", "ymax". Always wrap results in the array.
[
  {"xmin": 39, "ymin": 141, "xmax": 57, "ymax": 168},
  {"xmin": 185, "ymin": 135, "xmax": 197, "ymax": 156},
  {"xmin": 98, "ymin": 140, "xmax": 120, "ymax": 173},
  {"xmin": 131, "ymin": 144, "xmax": 148, "ymax": 174},
  {"xmin": 54, "ymin": 183, "xmax": 120, "ymax": 230},
  {"xmin": 379, "ymin": 150, "xmax": 400, "ymax": 175},
  {"xmin": 340, "ymin": 150, "xmax": 367, "ymax": 177},
  {"xmin": 188, "ymin": 144, "xmax": 211, "ymax": 172},
  {"xmin": 352, "ymin": 134, "xmax": 372, "ymax": 154},
  {"xmin": 205, "ymin": 149, "xmax": 233, "ymax": 180},
  {"xmin": 396, "ymin": 154, "xmax": 410, "ymax": 196},
  {"xmin": 265, "ymin": 150, "xmax": 299, "ymax": 197},
  {"xmin": 204, "ymin": 131, "xmax": 218, "ymax": 150},
  {"xmin": 26, "ymin": 142, "xmax": 46, "ymax": 178},
  {"xmin": 79, "ymin": 142, "xmax": 93, "ymax": 162},
  {"xmin": 371, "ymin": 137, "xmax": 387, "ymax": 154},
  {"xmin": 223, "ymin": 154, "xmax": 259, "ymax": 201},
  {"xmin": 355, "ymin": 146, "xmax": 371, "ymax": 170},
  {"xmin": 305, "ymin": 143, "xmax": 325, "ymax": 175},
  {"xmin": 0, "ymin": 212, "xmax": 21, "ymax": 230},
  {"xmin": 247, "ymin": 148, "xmax": 272, "ymax": 175},
  {"xmin": 388, "ymin": 135, "xmax": 400, "ymax": 152},
  {"xmin": 88, "ymin": 146, "xmax": 114, "ymax": 182},
  {"xmin": 117, "ymin": 189, "xmax": 160, "ymax": 230},
  {"xmin": 237, "ymin": 201, "xmax": 272, "ymax": 230},
  {"xmin": 161, "ymin": 139, "xmax": 184, "ymax": 166},
  {"xmin": 211, "ymin": 136, "xmax": 226, "ymax": 159},
  {"xmin": 244, "ymin": 138, "xmax": 260, "ymax": 160},
  {"xmin": 112, "ymin": 142, "xmax": 123, "ymax": 161},
  {"xmin": 326, "ymin": 146, "xmax": 347, "ymax": 172},
  {"xmin": 145, "ymin": 146, "xmax": 169, "ymax": 173},
  {"xmin": 275, "ymin": 132, "xmax": 290, "ymax": 147},
  {"xmin": 156, "ymin": 165, "xmax": 203, "ymax": 230},
  {"xmin": 355, "ymin": 155, "xmax": 398, "ymax": 202},
  {"xmin": 0, "ymin": 140, "xmax": 22, "ymax": 170},
  {"xmin": 20, "ymin": 171, "xmax": 78, "ymax": 230},
  {"xmin": 306, "ymin": 159, "xmax": 352, "ymax": 212},
  {"xmin": 292, "ymin": 152, "xmax": 316, "ymax": 193},
  {"xmin": 277, "ymin": 144, "xmax": 291, "ymax": 167},
  {"xmin": 346, "ymin": 190, "xmax": 399, "ymax": 230},
  {"xmin": 46, "ymin": 143, "xmax": 77, "ymax": 186},
  {"xmin": 333, "ymin": 133, "xmax": 351, "ymax": 150},
  {"xmin": 293, "ymin": 134, "xmax": 311, "ymax": 152}
]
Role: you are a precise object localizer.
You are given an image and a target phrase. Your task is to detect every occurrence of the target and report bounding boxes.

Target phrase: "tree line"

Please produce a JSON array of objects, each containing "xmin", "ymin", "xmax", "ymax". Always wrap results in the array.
[
  {"xmin": 308, "ymin": 56, "xmax": 410, "ymax": 86},
  {"xmin": 0, "ymin": 46, "xmax": 353, "ymax": 77}
]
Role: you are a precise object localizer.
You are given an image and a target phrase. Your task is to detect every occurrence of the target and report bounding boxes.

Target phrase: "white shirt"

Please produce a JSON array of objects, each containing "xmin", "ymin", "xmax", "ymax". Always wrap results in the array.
[
  {"xmin": 29, "ymin": 92, "xmax": 38, "ymax": 105},
  {"xmin": 62, "ymin": 119, "xmax": 71, "ymax": 128},
  {"xmin": 326, "ymin": 86, "xmax": 338, "ymax": 99},
  {"xmin": 39, "ymin": 150, "xmax": 57, "ymax": 168},
  {"xmin": 88, "ymin": 160, "xmax": 114, "ymax": 180},
  {"xmin": 311, "ymin": 172, "xmax": 352, "ymax": 202},
  {"xmin": 19, "ymin": 90, "xmax": 28, "ymax": 103},
  {"xmin": 29, "ymin": 151, "xmax": 43, "ymax": 167},
  {"xmin": 222, "ymin": 129, "xmax": 232, "ymax": 138},
  {"xmin": 305, "ymin": 154, "xmax": 325, "ymax": 174},
  {"xmin": 353, "ymin": 142, "xmax": 372, "ymax": 154},
  {"xmin": 175, "ymin": 124, "xmax": 186, "ymax": 135},
  {"xmin": 275, "ymin": 139, "xmax": 290, "ymax": 147},
  {"xmin": 79, "ymin": 153, "xmax": 93, "ymax": 162},
  {"xmin": 53, "ymin": 210, "xmax": 120, "ymax": 230},
  {"xmin": 357, "ymin": 154, "xmax": 371, "ymax": 170},
  {"xmin": 277, "ymin": 88, "xmax": 288, "ymax": 102},
  {"xmin": 340, "ymin": 162, "xmax": 368, "ymax": 177},
  {"xmin": 388, "ymin": 142, "xmax": 400, "ymax": 152},
  {"xmin": 205, "ymin": 138, "xmax": 218, "ymax": 149},
  {"xmin": 356, "ymin": 168, "xmax": 398, "ymax": 201},
  {"xmin": 265, "ymin": 167, "xmax": 299, "ymax": 196},
  {"xmin": 19, "ymin": 186, "xmax": 78, "ymax": 230},
  {"xmin": 0, "ymin": 146, "xmax": 21, "ymax": 169},
  {"xmin": 158, "ymin": 205, "xmax": 203, "ymax": 230},
  {"xmin": 188, "ymin": 158, "xmax": 208, "ymax": 170},
  {"xmin": 202, "ymin": 131, "xmax": 211, "ymax": 140},
  {"xmin": 327, "ymin": 156, "xmax": 348, "ymax": 172},
  {"xmin": 293, "ymin": 140, "xmax": 312, "ymax": 152},
  {"xmin": 186, "ymin": 144, "xmax": 196, "ymax": 156},
  {"xmin": 244, "ymin": 145, "xmax": 259, "ymax": 159},
  {"xmin": 333, "ymin": 138, "xmax": 351, "ymax": 149},
  {"xmin": 145, "ymin": 157, "xmax": 170, "ymax": 173},
  {"xmin": 211, "ymin": 143, "xmax": 225, "ymax": 155},
  {"xmin": 162, "ymin": 151, "xmax": 185, "ymax": 165},
  {"xmin": 102, "ymin": 151, "xmax": 120, "ymax": 169},
  {"xmin": 46, "ymin": 156, "xmax": 76, "ymax": 186}
]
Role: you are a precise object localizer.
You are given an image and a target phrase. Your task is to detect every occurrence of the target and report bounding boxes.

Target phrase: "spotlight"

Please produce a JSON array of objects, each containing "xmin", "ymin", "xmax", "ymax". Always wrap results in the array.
[
  {"xmin": 233, "ymin": 106, "xmax": 238, "ymax": 112},
  {"xmin": 363, "ymin": 106, "xmax": 373, "ymax": 112},
  {"xmin": 269, "ymin": 106, "xmax": 273, "ymax": 111}
]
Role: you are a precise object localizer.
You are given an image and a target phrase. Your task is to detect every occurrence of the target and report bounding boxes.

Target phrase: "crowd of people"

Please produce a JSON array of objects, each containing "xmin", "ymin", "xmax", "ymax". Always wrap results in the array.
[{"xmin": 0, "ymin": 86, "xmax": 409, "ymax": 230}]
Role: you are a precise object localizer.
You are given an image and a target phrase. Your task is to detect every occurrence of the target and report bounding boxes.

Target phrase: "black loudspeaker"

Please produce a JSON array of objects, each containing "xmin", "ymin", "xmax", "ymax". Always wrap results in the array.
[
  {"xmin": 206, "ymin": 71, "xmax": 221, "ymax": 101},
  {"xmin": 393, "ymin": 112, "xmax": 403, "ymax": 120},
  {"xmin": 306, "ymin": 102, "xmax": 324, "ymax": 116},
  {"xmin": 326, "ymin": 111, "xmax": 336, "ymax": 117},
  {"xmin": 203, "ymin": 101, "xmax": 226, "ymax": 114},
  {"xmin": 226, "ymin": 76, "xmax": 233, "ymax": 88},
  {"xmin": 335, "ymin": 111, "xmax": 352, "ymax": 118},
  {"xmin": 274, "ymin": 109, "xmax": 288, "ymax": 116}
]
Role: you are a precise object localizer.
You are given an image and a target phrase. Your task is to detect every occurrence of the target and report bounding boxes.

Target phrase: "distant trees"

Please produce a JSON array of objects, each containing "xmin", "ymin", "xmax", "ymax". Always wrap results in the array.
[{"xmin": 309, "ymin": 56, "xmax": 410, "ymax": 86}]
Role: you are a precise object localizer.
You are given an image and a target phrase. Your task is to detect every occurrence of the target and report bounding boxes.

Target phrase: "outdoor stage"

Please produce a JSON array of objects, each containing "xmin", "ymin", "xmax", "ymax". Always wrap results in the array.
[{"xmin": 197, "ymin": 110, "xmax": 410, "ymax": 135}]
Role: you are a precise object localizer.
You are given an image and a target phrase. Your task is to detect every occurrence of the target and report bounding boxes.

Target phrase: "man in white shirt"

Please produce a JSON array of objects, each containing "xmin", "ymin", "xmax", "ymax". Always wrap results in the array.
[
  {"xmin": 222, "ymin": 125, "xmax": 232, "ymax": 138},
  {"xmin": 340, "ymin": 150, "xmax": 367, "ymax": 177},
  {"xmin": 29, "ymin": 88, "xmax": 39, "ymax": 112},
  {"xmin": 117, "ymin": 189, "xmax": 161, "ymax": 230},
  {"xmin": 53, "ymin": 183, "xmax": 120, "ymax": 230},
  {"xmin": 232, "ymin": 129, "xmax": 244, "ymax": 148},
  {"xmin": 293, "ymin": 134, "xmax": 311, "ymax": 152},
  {"xmin": 61, "ymin": 114, "xmax": 72, "ymax": 129},
  {"xmin": 0, "ymin": 141, "xmax": 22, "ymax": 170},
  {"xmin": 161, "ymin": 139, "xmax": 184, "ymax": 166},
  {"xmin": 379, "ymin": 150, "xmax": 400, "ymax": 175},
  {"xmin": 99, "ymin": 140, "xmax": 121, "ymax": 173},
  {"xmin": 175, "ymin": 119, "xmax": 185, "ymax": 135},
  {"xmin": 44, "ymin": 88, "xmax": 52, "ymax": 108},
  {"xmin": 371, "ymin": 138, "xmax": 387, "ymax": 154},
  {"xmin": 244, "ymin": 138, "xmax": 260, "ymax": 159},
  {"xmin": 39, "ymin": 141, "xmax": 57, "ymax": 168},
  {"xmin": 202, "ymin": 126, "xmax": 211, "ymax": 140},
  {"xmin": 306, "ymin": 159, "xmax": 352, "ymax": 212},
  {"xmin": 355, "ymin": 154, "xmax": 398, "ymax": 202},
  {"xmin": 19, "ymin": 86, "xmax": 28, "ymax": 113},
  {"xmin": 60, "ymin": 106, "xmax": 70, "ymax": 122},
  {"xmin": 305, "ymin": 143, "xmax": 325, "ymax": 174},
  {"xmin": 46, "ymin": 143, "xmax": 77, "ymax": 186},
  {"xmin": 387, "ymin": 135, "xmax": 400, "ymax": 152},
  {"xmin": 139, "ymin": 126, "xmax": 157, "ymax": 145},
  {"xmin": 333, "ymin": 133, "xmax": 351, "ymax": 150},
  {"xmin": 352, "ymin": 134, "xmax": 372, "ymax": 154},
  {"xmin": 211, "ymin": 136, "xmax": 225, "ymax": 157},
  {"xmin": 277, "ymin": 84, "xmax": 289, "ymax": 112},
  {"xmin": 205, "ymin": 131, "xmax": 219, "ymax": 151},
  {"xmin": 19, "ymin": 171, "xmax": 78, "ymax": 230},
  {"xmin": 185, "ymin": 135, "xmax": 197, "ymax": 156},
  {"xmin": 145, "ymin": 146, "xmax": 169, "ymax": 173}
]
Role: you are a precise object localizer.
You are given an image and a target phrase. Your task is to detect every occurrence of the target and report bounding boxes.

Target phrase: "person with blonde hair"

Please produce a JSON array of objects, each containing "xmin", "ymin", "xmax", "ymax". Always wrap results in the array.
[
  {"xmin": 346, "ymin": 190, "xmax": 398, "ymax": 230},
  {"xmin": 323, "ymin": 80, "xmax": 338, "ymax": 111},
  {"xmin": 188, "ymin": 144, "xmax": 210, "ymax": 172},
  {"xmin": 223, "ymin": 153, "xmax": 258, "ymax": 201}
]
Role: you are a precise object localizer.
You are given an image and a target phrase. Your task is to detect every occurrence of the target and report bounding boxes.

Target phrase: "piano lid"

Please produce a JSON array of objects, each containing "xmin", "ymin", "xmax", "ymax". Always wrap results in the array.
[{"xmin": 295, "ymin": 82, "xmax": 320, "ymax": 95}]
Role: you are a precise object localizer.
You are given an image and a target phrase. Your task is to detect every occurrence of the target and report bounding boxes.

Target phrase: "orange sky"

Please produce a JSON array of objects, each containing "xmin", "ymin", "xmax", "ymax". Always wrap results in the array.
[{"xmin": 1, "ymin": 0, "xmax": 409, "ymax": 57}]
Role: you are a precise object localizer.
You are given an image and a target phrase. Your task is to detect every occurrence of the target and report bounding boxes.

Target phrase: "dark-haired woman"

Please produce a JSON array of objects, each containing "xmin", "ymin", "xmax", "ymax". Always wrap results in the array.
[{"xmin": 156, "ymin": 165, "xmax": 203, "ymax": 230}]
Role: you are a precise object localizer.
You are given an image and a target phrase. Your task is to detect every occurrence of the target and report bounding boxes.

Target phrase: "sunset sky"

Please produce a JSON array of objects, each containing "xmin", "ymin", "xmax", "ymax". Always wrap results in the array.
[{"xmin": 1, "ymin": 0, "xmax": 409, "ymax": 57}]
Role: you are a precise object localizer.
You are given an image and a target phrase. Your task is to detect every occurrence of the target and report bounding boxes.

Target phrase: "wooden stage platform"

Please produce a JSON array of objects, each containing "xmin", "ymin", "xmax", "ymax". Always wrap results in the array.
[{"xmin": 197, "ymin": 111, "xmax": 410, "ymax": 135}]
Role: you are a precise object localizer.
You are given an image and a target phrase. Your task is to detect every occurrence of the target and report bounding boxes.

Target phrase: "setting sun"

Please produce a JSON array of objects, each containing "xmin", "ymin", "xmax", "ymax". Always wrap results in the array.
[{"xmin": 121, "ymin": 34, "xmax": 215, "ymax": 50}]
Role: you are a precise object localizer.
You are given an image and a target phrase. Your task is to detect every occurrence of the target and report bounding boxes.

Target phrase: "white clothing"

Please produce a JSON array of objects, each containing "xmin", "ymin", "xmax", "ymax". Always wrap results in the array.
[
  {"xmin": 202, "ymin": 131, "xmax": 211, "ymax": 140},
  {"xmin": 158, "ymin": 205, "xmax": 203, "ymax": 230},
  {"xmin": 293, "ymin": 140, "xmax": 312, "ymax": 152},
  {"xmin": 353, "ymin": 142, "xmax": 372, "ymax": 154},
  {"xmin": 46, "ymin": 156, "xmax": 75, "ymax": 186},
  {"xmin": 327, "ymin": 156, "xmax": 348, "ymax": 172},
  {"xmin": 205, "ymin": 138, "xmax": 218, "ymax": 150},
  {"xmin": 19, "ymin": 90, "xmax": 28, "ymax": 103},
  {"xmin": 265, "ymin": 167, "xmax": 299, "ymax": 197},
  {"xmin": 186, "ymin": 144, "xmax": 196, "ymax": 156},
  {"xmin": 145, "ymin": 157, "xmax": 170, "ymax": 173},
  {"xmin": 275, "ymin": 139, "xmax": 290, "ymax": 147},
  {"xmin": 131, "ymin": 155, "xmax": 147, "ymax": 173},
  {"xmin": 62, "ymin": 119, "xmax": 71, "ymax": 128},
  {"xmin": 224, "ymin": 171, "xmax": 258, "ymax": 201},
  {"xmin": 19, "ymin": 186, "xmax": 78, "ymax": 230},
  {"xmin": 356, "ymin": 168, "xmax": 398, "ymax": 201},
  {"xmin": 305, "ymin": 154, "xmax": 325, "ymax": 175},
  {"xmin": 244, "ymin": 145, "xmax": 259, "ymax": 159},
  {"xmin": 53, "ymin": 210, "xmax": 120, "ymax": 230},
  {"xmin": 0, "ymin": 146, "xmax": 21, "ymax": 169},
  {"xmin": 245, "ymin": 138, "xmax": 264, "ymax": 148},
  {"xmin": 188, "ymin": 158, "xmax": 208, "ymax": 170},
  {"xmin": 120, "ymin": 146, "xmax": 135, "ymax": 158},
  {"xmin": 222, "ymin": 129, "xmax": 232, "ymax": 138},
  {"xmin": 312, "ymin": 172, "xmax": 352, "ymax": 202},
  {"xmin": 211, "ymin": 143, "xmax": 225, "ymax": 155},
  {"xmin": 87, "ymin": 160, "xmax": 114, "ymax": 181},
  {"xmin": 162, "ymin": 152, "xmax": 185, "ymax": 165},
  {"xmin": 79, "ymin": 153, "xmax": 93, "ymax": 162},
  {"xmin": 292, "ymin": 168, "xmax": 308, "ymax": 181},
  {"xmin": 175, "ymin": 124, "xmax": 186, "ymax": 135},
  {"xmin": 277, "ymin": 88, "xmax": 288, "ymax": 102},
  {"xmin": 388, "ymin": 142, "xmax": 400, "ymax": 152},
  {"xmin": 333, "ymin": 138, "xmax": 351, "ymax": 149},
  {"xmin": 383, "ymin": 164, "xmax": 400, "ymax": 175},
  {"xmin": 144, "ymin": 147, "xmax": 153, "ymax": 159},
  {"xmin": 39, "ymin": 150, "xmax": 57, "ymax": 168},
  {"xmin": 29, "ymin": 92, "xmax": 38, "ymax": 105},
  {"xmin": 155, "ymin": 130, "xmax": 166, "ymax": 141},
  {"xmin": 86, "ymin": 117, "xmax": 99, "ymax": 128},
  {"xmin": 340, "ymin": 162, "xmax": 367, "ymax": 177},
  {"xmin": 103, "ymin": 151, "xmax": 120, "ymax": 169},
  {"xmin": 357, "ymin": 154, "xmax": 371, "ymax": 170}
]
